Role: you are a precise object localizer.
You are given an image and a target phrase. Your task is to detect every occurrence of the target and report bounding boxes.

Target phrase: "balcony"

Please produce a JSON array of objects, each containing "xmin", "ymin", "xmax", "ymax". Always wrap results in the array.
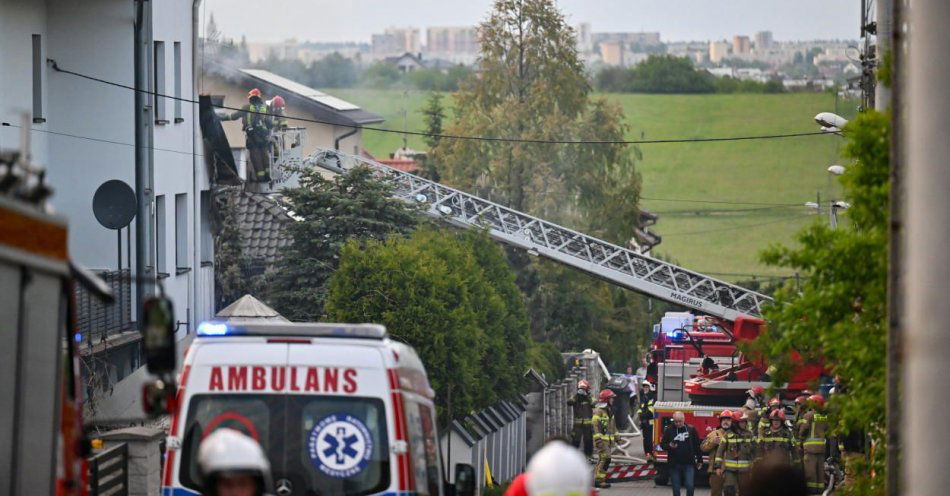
[{"xmin": 75, "ymin": 269, "xmax": 136, "ymax": 355}]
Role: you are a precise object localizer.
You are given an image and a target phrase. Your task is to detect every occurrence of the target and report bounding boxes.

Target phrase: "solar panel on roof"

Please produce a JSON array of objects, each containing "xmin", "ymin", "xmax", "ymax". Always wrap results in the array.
[{"xmin": 239, "ymin": 69, "xmax": 361, "ymax": 111}]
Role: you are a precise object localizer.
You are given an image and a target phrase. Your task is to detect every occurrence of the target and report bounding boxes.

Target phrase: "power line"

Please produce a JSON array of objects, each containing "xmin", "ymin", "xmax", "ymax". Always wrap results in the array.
[
  {"xmin": 49, "ymin": 60, "xmax": 837, "ymax": 146},
  {"xmin": 661, "ymin": 213, "xmax": 814, "ymax": 236}
]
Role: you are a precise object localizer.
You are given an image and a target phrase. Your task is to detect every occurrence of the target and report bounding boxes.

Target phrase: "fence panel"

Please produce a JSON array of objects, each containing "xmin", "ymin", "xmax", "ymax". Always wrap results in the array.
[{"xmin": 88, "ymin": 443, "xmax": 129, "ymax": 496}]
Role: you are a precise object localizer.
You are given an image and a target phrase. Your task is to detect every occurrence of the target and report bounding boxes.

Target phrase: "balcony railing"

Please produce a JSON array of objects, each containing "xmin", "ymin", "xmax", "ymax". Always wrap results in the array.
[{"xmin": 75, "ymin": 269, "xmax": 133, "ymax": 348}]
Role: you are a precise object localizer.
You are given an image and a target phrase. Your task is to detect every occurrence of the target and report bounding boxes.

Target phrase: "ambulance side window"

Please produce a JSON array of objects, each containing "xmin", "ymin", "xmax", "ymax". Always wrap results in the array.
[{"xmin": 404, "ymin": 398, "xmax": 441, "ymax": 495}]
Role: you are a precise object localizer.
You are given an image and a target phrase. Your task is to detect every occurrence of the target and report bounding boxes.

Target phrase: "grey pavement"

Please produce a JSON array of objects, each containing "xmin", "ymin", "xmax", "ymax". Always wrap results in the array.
[{"xmin": 600, "ymin": 478, "xmax": 711, "ymax": 496}]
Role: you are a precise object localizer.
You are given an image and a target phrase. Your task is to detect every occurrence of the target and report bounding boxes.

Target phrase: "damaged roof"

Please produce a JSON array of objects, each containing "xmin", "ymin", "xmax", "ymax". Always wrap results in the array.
[{"xmin": 218, "ymin": 190, "xmax": 293, "ymax": 268}]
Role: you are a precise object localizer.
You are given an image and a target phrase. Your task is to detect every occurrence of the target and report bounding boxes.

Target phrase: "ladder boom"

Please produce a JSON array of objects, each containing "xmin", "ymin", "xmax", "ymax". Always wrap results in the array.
[{"xmin": 305, "ymin": 148, "xmax": 772, "ymax": 321}]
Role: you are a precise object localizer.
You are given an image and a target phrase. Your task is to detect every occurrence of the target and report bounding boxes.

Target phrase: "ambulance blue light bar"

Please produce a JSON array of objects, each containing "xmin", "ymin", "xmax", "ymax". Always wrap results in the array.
[{"xmin": 197, "ymin": 321, "xmax": 387, "ymax": 339}]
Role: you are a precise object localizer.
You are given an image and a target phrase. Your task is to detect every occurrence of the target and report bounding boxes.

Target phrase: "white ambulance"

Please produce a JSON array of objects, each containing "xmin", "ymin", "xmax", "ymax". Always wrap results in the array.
[{"xmin": 162, "ymin": 321, "xmax": 469, "ymax": 496}]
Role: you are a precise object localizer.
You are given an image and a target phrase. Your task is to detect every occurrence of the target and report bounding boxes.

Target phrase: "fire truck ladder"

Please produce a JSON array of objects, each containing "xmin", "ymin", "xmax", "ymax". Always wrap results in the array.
[{"xmin": 304, "ymin": 148, "xmax": 772, "ymax": 322}]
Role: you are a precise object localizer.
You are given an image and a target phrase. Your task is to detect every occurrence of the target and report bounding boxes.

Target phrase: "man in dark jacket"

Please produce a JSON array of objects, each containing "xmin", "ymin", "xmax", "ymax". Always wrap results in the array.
[
  {"xmin": 661, "ymin": 411, "xmax": 703, "ymax": 496},
  {"xmin": 637, "ymin": 381, "xmax": 657, "ymax": 462}
]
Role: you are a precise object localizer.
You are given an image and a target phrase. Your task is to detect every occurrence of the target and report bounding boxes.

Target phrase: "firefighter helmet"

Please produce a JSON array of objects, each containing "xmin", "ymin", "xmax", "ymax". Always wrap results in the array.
[
  {"xmin": 198, "ymin": 428, "xmax": 271, "ymax": 496},
  {"xmin": 751, "ymin": 385, "xmax": 765, "ymax": 395},
  {"xmin": 271, "ymin": 95, "xmax": 285, "ymax": 108},
  {"xmin": 731, "ymin": 410, "xmax": 744, "ymax": 422},
  {"xmin": 247, "ymin": 88, "xmax": 262, "ymax": 99},
  {"xmin": 719, "ymin": 410, "xmax": 734, "ymax": 420},
  {"xmin": 598, "ymin": 389, "xmax": 616, "ymax": 402},
  {"xmin": 808, "ymin": 394, "xmax": 826, "ymax": 408},
  {"xmin": 577, "ymin": 379, "xmax": 590, "ymax": 391},
  {"xmin": 795, "ymin": 395, "xmax": 808, "ymax": 405},
  {"xmin": 769, "ymin": 409, "xmax": 786, "ymax": 421},
  {"xmin": 524, "ymin": 440, "xmax": 592, "ymax": 496},
  {"xmin": 769, "ymin": 398, "xmax": 781, "ymax": 407}
]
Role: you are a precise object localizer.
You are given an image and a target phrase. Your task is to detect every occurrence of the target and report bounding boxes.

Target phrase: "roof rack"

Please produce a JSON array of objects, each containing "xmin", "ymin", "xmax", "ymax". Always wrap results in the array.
[{"xmin": 197, "ymin": 321, "xmax": 387, "ymax": 340}]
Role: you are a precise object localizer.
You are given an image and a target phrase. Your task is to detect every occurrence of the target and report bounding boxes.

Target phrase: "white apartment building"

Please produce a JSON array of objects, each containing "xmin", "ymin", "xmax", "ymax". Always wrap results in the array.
[{"xmin": 0, "ymin": 0, "xmax": 214, "ymax": 418}]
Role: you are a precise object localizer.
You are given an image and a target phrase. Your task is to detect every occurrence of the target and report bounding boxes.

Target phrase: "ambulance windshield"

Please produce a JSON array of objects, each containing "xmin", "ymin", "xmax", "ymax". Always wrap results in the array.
[{"xmin": 180, "ymin": 394, "xmax": 390, "ymax": 495}]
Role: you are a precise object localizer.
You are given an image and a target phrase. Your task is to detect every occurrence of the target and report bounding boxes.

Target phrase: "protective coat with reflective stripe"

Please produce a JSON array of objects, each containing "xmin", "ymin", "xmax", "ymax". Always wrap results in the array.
[
  {"xmin": 592, "ymin": 406, "xmax": 617, "ymax": 442},
  {"xmin": 797, "ymin": 410, "xmax": 829, "ymax": 455},
  {"xmin": 715, "ymin": 429, "xmax": 755, "ymax": 472},
  {"xmin": 757, "ymin": 426, "xmax": 797, "ymax": 464}
]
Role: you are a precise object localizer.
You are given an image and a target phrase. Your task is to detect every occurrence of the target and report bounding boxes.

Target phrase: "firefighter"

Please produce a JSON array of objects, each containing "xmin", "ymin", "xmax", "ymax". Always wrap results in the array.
[
  {"xmin": 267, "ymin": 95, "xmax": 288, "ymax": 129},
  {"xmin": 715, "ymin": 411, "xmax": 755, "ymax": 496},
  {"xmin": 592, "ymin": 389, "xmax": 618, "ymax": 489},
  {"xmin": 757, "ymin": 409, "xmax": 797, "ymax": 466},
  {"xmin": 744, "ymin": 386, "xmax": 766, "ymax": 430},
  {"xmin": 225, "ymin": 88, "xmax": 272, "ymax": 183},
  {"xmin": 757, "ymin": 398, "xmax": 781, "ymax": 438},
  {"xmin": 567, "ymin": 379, "xmax": 594, "ymax": 457},
  {"xmin": 198, "ymin": 428, "xmax": 272, "ymax": 496},
  {"xmin": 637, "ymin": 381, "xmax": 657, "ymax": 462},
  {"xmin": 798, "ymin": 394, "xmax": 830, "ymax": 494},
  {"xmin": 701, "ymin": 410, "xmax": 733, "ymax": 496}
]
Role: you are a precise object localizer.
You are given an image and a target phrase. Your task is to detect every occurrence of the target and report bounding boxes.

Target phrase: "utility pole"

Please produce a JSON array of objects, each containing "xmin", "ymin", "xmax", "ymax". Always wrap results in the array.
[
  {"xmin": 886, "ymin": 0, "xmax": 904, "ymax": 493},
  {"xmin": 134, "ymin": 0, "xmax": 155, "ymax": 317},
  {"xmin": 876, "ymin": 0, "xmax": 893, "ymax": 110},
  {"xmin": 905, "ymin": 1, "xmax": 950, "ymax": 495}
]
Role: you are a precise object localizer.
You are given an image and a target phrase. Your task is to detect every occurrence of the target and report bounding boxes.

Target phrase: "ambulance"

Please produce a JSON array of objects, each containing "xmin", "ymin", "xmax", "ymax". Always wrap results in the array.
[{"xmin": 162, "ymin": 320, "xmax": 469, "ymax": 496}]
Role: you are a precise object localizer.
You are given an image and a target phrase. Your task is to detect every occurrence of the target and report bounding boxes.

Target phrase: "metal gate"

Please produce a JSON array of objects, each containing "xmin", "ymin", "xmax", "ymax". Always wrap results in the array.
[{"xmin": 88, "ymin": 443, "xmax": 129, "ymax": 496}]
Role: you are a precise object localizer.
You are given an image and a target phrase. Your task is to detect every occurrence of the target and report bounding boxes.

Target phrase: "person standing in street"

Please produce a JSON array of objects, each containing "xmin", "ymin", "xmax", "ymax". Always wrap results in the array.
[
  {"xmin": 567, "ymin": 379, "xmax": 594, "ymax": 457},
  {"xmin": 661, "ymin": 411, "xmax": 703, "ymax": 496},
  {"xmin": 702, "ymin": 410, "xmax": 733, "ymax": 496},
  {"xmin": 592, "ymin": 389, "xmax": 618, "ymax": 489},
  {"xmin": 798, "ymin": 394, "xmax": 830, "ymax": 494},
  {"xmin": 716, "ymin": 411, "xmax": 756, "ymax": 496},
  {"xmin": 636, "ymin": 381, "xmax": 657, "ymax": 462}
]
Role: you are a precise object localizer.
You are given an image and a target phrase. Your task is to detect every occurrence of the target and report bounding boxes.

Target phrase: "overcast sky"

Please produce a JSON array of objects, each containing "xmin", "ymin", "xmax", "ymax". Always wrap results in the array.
[{"xmin": 204, "ymin": 0, "xmax": 860, "ymax": 44}]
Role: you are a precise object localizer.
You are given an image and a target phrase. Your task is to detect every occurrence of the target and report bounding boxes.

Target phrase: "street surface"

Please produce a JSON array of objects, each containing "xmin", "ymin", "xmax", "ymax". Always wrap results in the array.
[{"xmin": 598, "ymin": 430, "xmax": 710, "ymax": 496}]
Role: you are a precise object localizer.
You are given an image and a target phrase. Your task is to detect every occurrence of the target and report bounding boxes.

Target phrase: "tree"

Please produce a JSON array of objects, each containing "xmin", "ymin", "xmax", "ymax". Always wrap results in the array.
[
  {"xmin": 267, "ymin": 167, "xmax": 421, "ymax": 321},
  {"xmin": 308, "ymin": 53, "xmax": 358, "ymax": 88},
  {"xmin": 626, "ymin": 55, "xmax": 716, "ymax": 94},
  {"xmin": 751, "ymin": 111, "xmax": 889, "ymax": 495},
  {"xmin": 418, "ymin": 92, "xmax": 446, "ymax": 181},
  {"xmin": 324, "ymin": 228, "xmax": 532, "ymax": 420},
  {"xmin": 360, "ymin": 62, "xmax": 404, "ymax": 89}
]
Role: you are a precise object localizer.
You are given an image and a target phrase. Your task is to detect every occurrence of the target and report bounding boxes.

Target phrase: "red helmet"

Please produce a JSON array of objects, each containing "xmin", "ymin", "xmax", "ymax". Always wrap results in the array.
[
  {"xmin": 247, "ymin": 88, "xmax": 262, "ymax": 99},
  {"xmin": 751, "ymin": 385, "xmax": 765, "ymax": 395},
  {"xmin": 732, "ymin": 411, "xmax": 745, "ymax": 422},
  {"xmin": 719, "ymin": 410, "xmax": 734, "ymax": 420},
  {"xmin": 577, "ymin": 379, "xmax": 590, "ymax": 390},
  {"xmin": 271, "ymin": 95, "xmax": 285, "ymax": 108},
  {"xmin": 599, "ymin": 389, "xmax": 616, "ymax": 402},
  {"xmin": 770, "ymin": 409, "xmax": 786, "ymax": 421},
  {"xmin": 808, "ymin": 394, "xmax": 826, "ymax": 408},
  {"xmin": 769, "ymin": 398, "xmax": 781, "ymax": 407},
  {"xmin": 795, "ymin": 395, "xmax": 808, "ymax": 405}
]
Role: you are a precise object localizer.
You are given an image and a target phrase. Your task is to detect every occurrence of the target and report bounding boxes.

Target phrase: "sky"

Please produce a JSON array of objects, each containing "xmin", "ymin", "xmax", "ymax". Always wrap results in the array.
[{"xmin": 204, "ymin": 0, "xmax": 860, "ymax": 44}]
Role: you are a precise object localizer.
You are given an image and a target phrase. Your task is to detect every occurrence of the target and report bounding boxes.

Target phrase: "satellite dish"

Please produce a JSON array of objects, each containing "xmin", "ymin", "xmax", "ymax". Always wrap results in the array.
[{"xmin": 93, "ymin": 180, "xmax": 136, "ymax": 230}]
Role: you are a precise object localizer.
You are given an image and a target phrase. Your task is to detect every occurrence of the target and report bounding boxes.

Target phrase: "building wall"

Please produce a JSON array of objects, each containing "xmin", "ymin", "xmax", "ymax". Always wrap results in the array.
[
  {"xmin": 709, "ymin": 41, "xmax": 731, "ymax": 63},
  {"xmin": 732, "ymin": 35, "xmax": 751, "ymax": 54},
  {"xmin": 201, "ymin": 73, "xmax": 364, "ymax": 162},
  {"xmin": 0, "ymin": 0, "xmax": 213, "ymax": 340}
]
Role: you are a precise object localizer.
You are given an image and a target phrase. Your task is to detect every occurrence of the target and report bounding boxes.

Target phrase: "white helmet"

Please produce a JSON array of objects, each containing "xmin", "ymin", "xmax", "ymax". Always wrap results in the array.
[
  {"xmin": 198, "ymin": 428, "xmax": 272, "ymax": 496},
  {"xmin": 525, "ymin": 440, "xmax": 592, "ymax": 496}
]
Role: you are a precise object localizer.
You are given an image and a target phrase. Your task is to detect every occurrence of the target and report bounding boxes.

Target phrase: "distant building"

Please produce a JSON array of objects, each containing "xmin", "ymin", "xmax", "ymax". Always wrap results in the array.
[
  {"xmin": 592, "ymin": 31, "xmax": 662, "ymax": 47},
  {"xmin": 600, "ymin": 41, "xmax": 625, "ymax": 66},
  {"xmin": 732, "ymin": 35, "xmax": 751, "ymax": 54},
  {"xmin": 754, "ymin": 31, "xmax": 773, "ymax": 51},
  {"xmin": 709, "ymin": 41, "xmax": 731, "ymax": 63},
  {"xmin": 372, "ymin": 27, "xmax": 421, "ymax": 58},
  {"xmin": 575, "ymin": 22, "xmax": 593, "ymax": 53},
  {"xmin": 426, "ymin": 26, "xmax": 480, "ymax": 62},
  {"xmin": 384, "ymin": 52, "xmax": 426, "ymax": 73},
  {"xmin": 246, "ymin": 39, "xmax": 369, "ymax": 64}
]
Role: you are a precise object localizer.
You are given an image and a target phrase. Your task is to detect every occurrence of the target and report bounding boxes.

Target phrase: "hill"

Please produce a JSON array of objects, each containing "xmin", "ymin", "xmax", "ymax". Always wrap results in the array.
[{"xmin": 325, "ymin": 88, "xmax": 852, "ymax": 282}]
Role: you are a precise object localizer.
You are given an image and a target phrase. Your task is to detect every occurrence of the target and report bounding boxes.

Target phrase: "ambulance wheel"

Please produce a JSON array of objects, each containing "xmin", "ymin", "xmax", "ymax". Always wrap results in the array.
[{"xmin": 655, "ymin": 465, "xmax": 669, "ymax": 486}]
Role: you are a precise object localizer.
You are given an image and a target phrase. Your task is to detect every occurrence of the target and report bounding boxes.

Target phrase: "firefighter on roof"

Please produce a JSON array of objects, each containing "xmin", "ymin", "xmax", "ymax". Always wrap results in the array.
[{"xmin": 591, "ymin": 389, "xmax": 617, "ymax": 489}]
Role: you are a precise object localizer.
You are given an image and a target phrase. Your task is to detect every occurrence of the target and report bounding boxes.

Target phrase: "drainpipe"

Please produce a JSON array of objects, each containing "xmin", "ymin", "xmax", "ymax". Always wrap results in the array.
[
  {"xmin": 190, "ymin": 0, "xmax": 203, "ymax": 331},
  {"xmin": 134, "ymin": 0, "xmax": 153, "ymax": 317},
  {"xmin": 334, "ymin": 126, "xmax": 358, "ymax": 151}
]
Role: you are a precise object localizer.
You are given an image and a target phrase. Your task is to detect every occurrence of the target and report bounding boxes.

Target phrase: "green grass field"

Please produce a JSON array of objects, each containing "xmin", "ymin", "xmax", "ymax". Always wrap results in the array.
[{"xmin": 326, "ymin": 88, "xmax": 854, "ymax": 282}]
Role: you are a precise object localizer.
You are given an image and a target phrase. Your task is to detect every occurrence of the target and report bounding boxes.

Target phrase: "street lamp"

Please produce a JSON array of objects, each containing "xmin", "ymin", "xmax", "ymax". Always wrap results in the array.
[
  {"xmin": 815, "ymin": 112, "xmax": 849, "ymax": 129},
  {"xmin": 828, "ymin": 164, "xmax": 846, "ymax": 176}
]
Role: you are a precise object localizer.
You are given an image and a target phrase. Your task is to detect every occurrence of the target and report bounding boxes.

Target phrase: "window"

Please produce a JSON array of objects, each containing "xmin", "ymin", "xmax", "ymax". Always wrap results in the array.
[
  {"xmin": 154, "ymin": 41, "xmax": 167, "ymax": 124},
  {"xmin": 179, "ymin": 394, "xmax": 390, "ymax": 495},
  {"xmin": 199, "ymin": 190, "xmax": 213, "ymax": 265},
  {"xmin": 175, "ymin": 193, "xmax": 188, "ymax": 273},
  {"xmin": 174, "ymin": 42, "xmax": 183, "ymax": 123},
  {"xmin": 155, "ymin": 195, "xmax": 166, "ymax": 275},
  {"xmin": 32, "ymin": 34, "xmax": 44, "ymax": 123}
]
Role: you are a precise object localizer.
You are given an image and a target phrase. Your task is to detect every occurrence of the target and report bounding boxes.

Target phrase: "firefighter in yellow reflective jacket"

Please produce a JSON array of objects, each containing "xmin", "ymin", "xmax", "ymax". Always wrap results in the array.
[
  {"xmin": 715, "ymin": 410, "xmax": 755, "ymax": 496},
  {"xmin": 701, "ymin": 410, "xmax": 733, "ymax": 496},
  {"xmin": 592, "ymin": 389, "xmax": 617, "ymax": 489},
  {"xmin": 757, "ymin": 409, "xmax": 797, "ymax": 466},
  {"xmin": 798, "ymin": 394, "xmax": 830, "ymax": 494},
  {"xmin": 225, "ymin": 88, "xmax": 273, "ymax": 182},
  {"xmin": 568, "ymin": 379, "xmax": 594, "ymax": 457},
  {"xmin": 757, "ymin": 397, "xmax": 781, "ymax": 438}
]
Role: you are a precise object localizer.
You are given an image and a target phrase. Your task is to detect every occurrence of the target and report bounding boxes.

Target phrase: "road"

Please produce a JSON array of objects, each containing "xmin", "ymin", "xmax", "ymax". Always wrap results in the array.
[{"xmin": 601, "ymin": 478, "xmax": 711, "ymax": 496}]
